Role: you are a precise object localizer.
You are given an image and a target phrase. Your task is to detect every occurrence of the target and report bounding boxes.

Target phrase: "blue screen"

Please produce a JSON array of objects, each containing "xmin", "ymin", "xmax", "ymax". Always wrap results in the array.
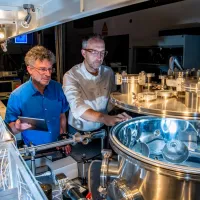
[{"xmin": 15, "ymin": 34, "xmax": 27, "ymax": 44}]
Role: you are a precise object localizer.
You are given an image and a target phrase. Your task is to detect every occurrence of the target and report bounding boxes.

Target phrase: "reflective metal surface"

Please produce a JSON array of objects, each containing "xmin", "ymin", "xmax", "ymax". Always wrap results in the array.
[
  {"xmin": 110, "ymin": 92, "xmax": 200, "ymax": 119},
  {"xmin": 162, "ymin": 139, "xmax": 189, "ymax": 163},
  {"xmin": 184, "ymin": 81, "xmax": 200, "ymax": 111},
  {"xmin": 107, "ymin": 116, "xmax": 200, "ymax": 200},
  {"xmin": 112, "ymin": 69, "xmax": 200, "ymax": 120},
  {"xmin": 108, "ymin": 179, "xmax": 143, "ymax": 200},
  {"xmin": 117, "ymin": 74, "xmax": 143, "ymax": 95},
  {"xmin": 156, "ymin": 90, "xmax": 177, "ymax": 98}
]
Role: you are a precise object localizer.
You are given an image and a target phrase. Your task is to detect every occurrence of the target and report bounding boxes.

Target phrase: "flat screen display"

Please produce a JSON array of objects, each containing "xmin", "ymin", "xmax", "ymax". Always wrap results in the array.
[{"xmin": 15, "ymin": 34, "xmax": 27, "ymax": 44}]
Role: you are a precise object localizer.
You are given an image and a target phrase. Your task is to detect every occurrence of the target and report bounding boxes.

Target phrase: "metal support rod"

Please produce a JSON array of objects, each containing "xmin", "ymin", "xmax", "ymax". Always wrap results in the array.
[
  {"xmin": 18, "ymin": 138, "xmax": 75, "ymax": 154},
  {"xmin": 80, "ymin": 0, "xmax": 84, "ymax": 12},
  {"xmin": 19, "ymin": 130, "xmax": 106, "ymax": 156},
  {"xmin": 101, "ymin": 137, "xmax": 105, "ymax": 150},
  {"xmin": 18, "ymin": 130, "xmax": 106, "ymax": 175},
  {"xmin": 81, "ymin": 154, "xmax": 87, "ymax": 185},
  {"xmin": 31, "ymin": 155, "xmax": 36, "ymax": 176}
]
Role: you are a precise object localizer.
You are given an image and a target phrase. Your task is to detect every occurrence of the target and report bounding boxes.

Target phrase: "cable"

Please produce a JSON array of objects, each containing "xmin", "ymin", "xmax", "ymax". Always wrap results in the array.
[
  {"xmin": 35, "ymin": 171, "xmax": 51, "ymax": 177},
  {"xmin": 70, "ymin": 153, "xmax": 102, "ymax": 163},
  {"xmin": 85, "ymin": 153, "xmax": 102, "ymax": 161},
  {"xmin": 16, "ymin": 167, "xmax": 22, "ymax": 199},
  {"xmin": 42, "ymin": 154, "xmax": 53, "ymax": 161},
  {"xmin": 0, "ymin": 149, "xmax": 6, "ymax": 190},
  {"xmin": 2, "ymin": 163, "xmax": 9, "ymax": 188},
  {"xmin": 52, "ymin": 185, "xmax": 62, "ymax": 200},
  {"xmin": 88, "ymin": 160, "xmax": 102, "ymax": 193},
  {"xmin": 17, "ymin": 167, "xmax": 34, "ymax": 199}
]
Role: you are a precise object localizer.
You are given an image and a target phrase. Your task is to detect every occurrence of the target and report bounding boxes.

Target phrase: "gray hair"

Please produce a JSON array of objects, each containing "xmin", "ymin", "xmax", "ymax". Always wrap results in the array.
[
  {"xmin": 25, "ymin": 45, "xmax": 56, "ymax": 66},
  {"xmin": 82, "ymin": 34, "xmax": 104, "ymax": 49}
]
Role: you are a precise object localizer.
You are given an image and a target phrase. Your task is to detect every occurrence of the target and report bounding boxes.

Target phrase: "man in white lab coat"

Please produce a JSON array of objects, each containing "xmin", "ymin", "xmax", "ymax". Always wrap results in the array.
[{"xmin": 63, "ymin": 34, "xmax": 130, "ymax": 134}]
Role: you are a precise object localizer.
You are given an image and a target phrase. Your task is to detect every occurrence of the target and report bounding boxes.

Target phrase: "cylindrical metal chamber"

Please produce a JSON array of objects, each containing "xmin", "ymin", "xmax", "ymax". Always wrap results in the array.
[
  {"xmin": 107, "ymin": 116, "xmax": 200, "ymax": 200},
  {"xmin": 120, "ymin": 74, "xmax": 142, "ymax": 95},
  {"xmin": 184, "ymin": 81, "xmax": 200, "ymax": 111}
]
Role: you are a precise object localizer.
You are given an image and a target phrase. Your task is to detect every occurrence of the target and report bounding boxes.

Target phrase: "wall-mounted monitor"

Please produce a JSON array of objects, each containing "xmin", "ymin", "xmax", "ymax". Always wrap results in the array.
[{"xmin": 15, "ymin": 34, "xmax": 27, "ymax": 44}]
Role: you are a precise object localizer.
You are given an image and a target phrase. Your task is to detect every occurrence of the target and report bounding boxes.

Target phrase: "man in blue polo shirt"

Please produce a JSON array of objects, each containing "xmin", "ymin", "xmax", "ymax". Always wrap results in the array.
[{"xmin": 5, "ymin": 46, "xmax": 69, "ymax": 148}]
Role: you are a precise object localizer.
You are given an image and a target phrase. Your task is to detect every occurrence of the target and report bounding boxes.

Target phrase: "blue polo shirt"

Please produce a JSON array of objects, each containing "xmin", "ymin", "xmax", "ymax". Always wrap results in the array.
[{"xmin": 5, "ymin": 79, "xmax": 69, "ymax": 146}]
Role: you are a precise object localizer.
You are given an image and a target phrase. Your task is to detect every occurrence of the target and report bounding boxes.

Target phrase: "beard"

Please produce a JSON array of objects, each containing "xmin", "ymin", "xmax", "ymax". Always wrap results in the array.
[
  {"xmin": 33, "ymin": 76, "xmax": 50, "ymax": 87},
  {"xmin": 89, "ymin": 60, "xmax": 102, "ymax": 71}
]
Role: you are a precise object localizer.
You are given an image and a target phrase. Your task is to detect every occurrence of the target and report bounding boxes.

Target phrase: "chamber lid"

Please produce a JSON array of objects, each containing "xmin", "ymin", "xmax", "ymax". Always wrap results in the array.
[{"xmin": 110, "ymin": 92, "xmax": 200, "ymax": 120}]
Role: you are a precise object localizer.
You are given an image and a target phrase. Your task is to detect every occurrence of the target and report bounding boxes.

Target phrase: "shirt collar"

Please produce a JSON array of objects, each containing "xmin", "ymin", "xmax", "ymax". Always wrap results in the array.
[
  {"xmin": 28, "ymin": 78, "xmax": 50, "ymax": 95},
  {"xmin": 81, "ymin": 62, "xmax": 102, "ymax": 81}
]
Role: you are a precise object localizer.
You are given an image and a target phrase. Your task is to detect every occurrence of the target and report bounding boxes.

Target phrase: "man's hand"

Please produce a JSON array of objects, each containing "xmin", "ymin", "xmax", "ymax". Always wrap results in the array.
[
  {"xmin": 15, "ymin": 119, "xmax": 32, "ymax": 132},
  {"xmin": 81, "ymin": 109, "xmax": 132, "ymax": 127},
  {"xmin": 101, "ymin": 112, "xmax": 132, "ymax": 126},
  {"xmin": 57, "ymin": 133, "xmax": 72, "ymax": 155},
  {"xmin": 56, "ymin": 144, "xmax": 72, "ymax": 155},
  {"xmin": 63, "ymin": 144, "xmax": 72, "ymax": 154}
]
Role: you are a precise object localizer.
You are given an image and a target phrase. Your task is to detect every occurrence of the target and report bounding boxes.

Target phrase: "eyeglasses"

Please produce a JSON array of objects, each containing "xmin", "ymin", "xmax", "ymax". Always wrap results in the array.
[
  {"xmin": 33, "ymin": 67, "xmax": 53, "ymax": 74},
  {"xmin": 83, "ymin": 49, "xmax": 108, "ymax": 57}
]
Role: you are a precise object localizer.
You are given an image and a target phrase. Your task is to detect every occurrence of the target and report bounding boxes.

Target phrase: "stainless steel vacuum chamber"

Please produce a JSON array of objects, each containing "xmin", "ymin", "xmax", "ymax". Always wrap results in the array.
[{"xmin": 99, "ymin": 116, "xmax": 200, "ymax": 200}]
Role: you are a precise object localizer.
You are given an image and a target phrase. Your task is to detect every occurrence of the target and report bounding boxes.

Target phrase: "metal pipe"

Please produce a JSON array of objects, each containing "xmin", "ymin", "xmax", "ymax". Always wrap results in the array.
[
  {"xmin": 80, "ymin": 0, "xmax": 84, "ymax": 12},
  {"xmin": 90, "ymin": 129, "xmax": 106, "ymax": 150},
  {"xmin": 89, "ymin": 129, "xmax": 106, "ymax": 139},
  {"xmin": 31, "ymin": 155, "xmax": 36, "ymax": 176},
  {"xmin": 63, "ymin": 180, "xmax": 86, "ymax": 200},
  {"xmin": 18, "ymin": 138, "xmax": 75, "ymax": 154},
  {"xmin": 18, "ymin": 130, "xmax": 106, "ymax": 175},
  {"xmin": 34, "ymin": 138, "xmax": 75, "ymax": 152},
  {"xmin": 101, "ymin": 137, "xmax": 105, "ymax": 150},
  {"xmin": 168, "ymin": 56, "xmax": 184, "ymax": 76},
  {"xmin": 174, "ymin": 57, "xmax": 183, "ymax": 71},
  {"xmin": 82, "ymin": 154, "xmax": 87, "ymax": 185},
  {"xmin": 63, "ymin": 187, "xmax": 86, "ymax": 200},
  {"xmin": 19, "ymin": 130, "xmax": 106, "ymax": 155}
]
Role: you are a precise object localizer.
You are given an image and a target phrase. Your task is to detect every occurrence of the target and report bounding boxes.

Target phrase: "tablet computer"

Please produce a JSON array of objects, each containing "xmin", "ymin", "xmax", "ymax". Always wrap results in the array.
[{"xmin": 18, "ymin": 116, "xmax": 49, "ymax": 132}]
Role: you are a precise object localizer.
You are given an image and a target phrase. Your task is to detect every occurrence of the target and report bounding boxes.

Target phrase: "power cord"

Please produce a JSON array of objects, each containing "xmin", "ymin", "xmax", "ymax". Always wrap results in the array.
[
  {"xmin": 70, "ymin": 153, "xmax": 102, "ymax": 163},
  {"xmin": 35, "ymin": 171, "xmax": 51, "ymax": 178}
]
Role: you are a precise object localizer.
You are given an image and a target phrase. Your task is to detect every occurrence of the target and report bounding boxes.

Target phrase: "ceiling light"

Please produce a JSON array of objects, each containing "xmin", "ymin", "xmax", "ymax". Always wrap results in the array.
[
  {"xmin": 21, "ymin": 4, "xmax": 35, "ymax": 29},
  {"xmin": 21, "ymin": 13, "xmax": 32, "ymax": 28}
]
